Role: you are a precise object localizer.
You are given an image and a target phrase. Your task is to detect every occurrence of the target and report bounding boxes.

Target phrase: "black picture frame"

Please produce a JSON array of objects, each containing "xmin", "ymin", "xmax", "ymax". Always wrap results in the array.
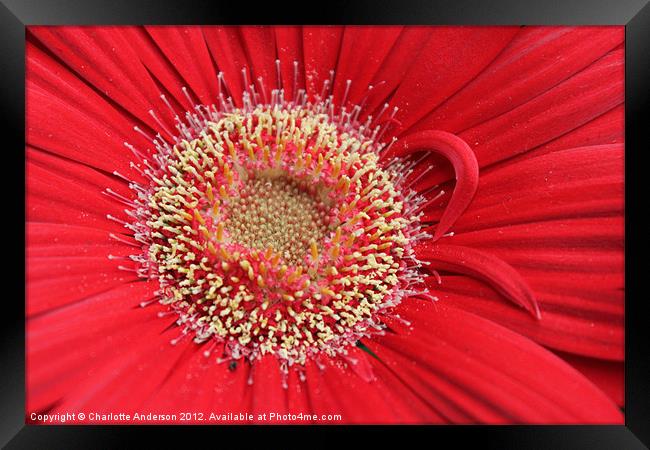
[{"xmin": 3, "ymin": 0, "xmax": 648, "ymax": 447}]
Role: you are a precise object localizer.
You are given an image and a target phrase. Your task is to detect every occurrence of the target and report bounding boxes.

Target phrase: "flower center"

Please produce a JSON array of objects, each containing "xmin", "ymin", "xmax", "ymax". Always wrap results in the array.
[
  {"xmin": 222, "ymin": 173, "xmax": 332, "ymax": 266},
  {"xmin": 127, "ymin": 99, "xmax": 427, "ymax": 368}
]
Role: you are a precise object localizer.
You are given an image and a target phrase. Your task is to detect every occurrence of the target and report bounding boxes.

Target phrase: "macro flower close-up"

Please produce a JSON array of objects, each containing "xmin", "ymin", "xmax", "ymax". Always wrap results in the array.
[{"xmin": 26, "ymin": 25, "xmax": 624, "ymax": 424}]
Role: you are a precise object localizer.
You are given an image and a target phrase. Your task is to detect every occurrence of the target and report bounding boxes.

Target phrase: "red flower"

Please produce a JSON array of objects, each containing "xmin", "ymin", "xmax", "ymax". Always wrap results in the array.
[{"xmin": 26, "ymin": 25, "xmax": 624, "ymax": 424}]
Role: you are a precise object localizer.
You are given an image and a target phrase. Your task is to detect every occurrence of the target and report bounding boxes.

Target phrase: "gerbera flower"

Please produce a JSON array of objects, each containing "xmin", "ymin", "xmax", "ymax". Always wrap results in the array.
[{"xmin": 26, "ymin": 25, "xmax": 624, "ymax": 424}]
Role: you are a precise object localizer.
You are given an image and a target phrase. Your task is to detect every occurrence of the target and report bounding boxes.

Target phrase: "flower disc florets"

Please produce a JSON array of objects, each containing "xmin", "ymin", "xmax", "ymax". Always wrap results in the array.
[{"xmin": 123, "ymin": 94, "xmax": 428, "ymax": 369}]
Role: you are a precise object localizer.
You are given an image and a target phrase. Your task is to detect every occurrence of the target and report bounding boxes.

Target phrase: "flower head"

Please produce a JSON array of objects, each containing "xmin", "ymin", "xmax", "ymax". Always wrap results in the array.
[
  {"xmin": 27, "ymin": 25, "xmax": 624, "ymax": 424},
  {"xmin": 130, "ymin": 100, "xmax": 431, "ymax": 369}
]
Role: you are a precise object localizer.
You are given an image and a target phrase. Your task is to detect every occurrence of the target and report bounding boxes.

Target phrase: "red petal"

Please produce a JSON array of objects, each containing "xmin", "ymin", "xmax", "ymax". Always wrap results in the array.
[
  {"xmin": 120, "ymin": 26, "xmax": 195, "ymax": 113},
  {"xmin": 28, "ymin": 26, "xmax": 177, "ymax": 133},
  {"xmin": 239, "ymin": 26, "xmax": 278, "ymax": 99},
  {"xmin": 370, "ymin": 337, "xmax": 505, "ymax": 422},
  {"xmin": 274, "ymin": 26, "xmax": 304, "ymax": 101},
  {"xmin": 341, "ymin": 347, "xmax": 376, "ymax": 382},
  {"xmin": 529, "ymin": 105, "xmax": 623, "ymax": 157},
  {"xmin": 362, "ymin": 27, "xmax": 437, "ymax": 117},
  {"xmin": 28, "ymin": 280, "xmax": 158, "ymax": 349},
  {"xmin": 448, "ymin": 218, "xmax": 623, "ymax": 269},
  {"xmin": 26, "ymin": 86, "xmax": 132, "ymax": 177},
  {"xmin": 284, "ymin": 368, "xmax": 312, "ymax": 420},
  {"xmin": 554, "ymin": 351, "xmax": 623, "ymax": 406},
  {"xmin": 411, "ymin": 27, "xmax": 624, "ymax": 133},
  {"xmin": 369, "ymin": 300, "xmax": 623, "ymax": 423},
  {"xmin": 302, "ymin": 26, "xmax": 343, "ymax": 98},
  {"xmin": 202, "ymin": 26, "xmax": 249, "ymax": 104},
  {"xmin": 139, "ymin": 344, "xmax": 248, "ymax": 420},
  {"xmin": 28, "ymin": 317, "xmax": 170, "ymax": 413},
  {"xmin": 27, "ymin": 222, "xmax": 133, "ymax": 259},
  {"xmin": 416, "ymin": 242, "xmax": 541, "ymax": 318},
  {"xmin": 386, "ymin": 130, "xmax": 478, "ymax": 240},
  {"xmin": 364, "ymin": 351, "xmax": 446, "ymax": 422},
  {"xmin": 388, "ymin": 27, "xmax": 519, "ymax": 133},
  {"xmin": 26, "ymin": 159, "xmax": 129, "ymax": 232},
  {"xmin": 450, "ymin": 216, "xmax": 622, "ymax": 250},
  {"xmin": 27, "ymin": 257, "xmax": 137, "ymax": 316},
  {"xmin": 27, "ymin": 145, "xmax": 133, "ymax": 201},
  {"xmin": 435, "ymin": 144, "xmax": 624, "ymax": 361},
  {"xmin": 459, "ymin": 48, "xmax": 623, "ymax": 168},
  {"xmin": 449, "ymin": 144, "xmax": 624, "ymax": 232},
  {"xmin": 249, "ymin": 357, "xmax": 288, "ymax": 421},
  {"xmin": 27, "ymin": 280, "xmax": 163, "ymax": 410},
  {"xmin": 26, "ymin": 41, "xmax": 152, "ymax": 151},
  {"xmin": 303, "ymin": 356, "xmax": 425, "ymax": 423},
  {"xmin": 413, "ymin": 107, "xmax": 624, "ymax": 196},
  {"xmin": 332, "ymin": 26, "xmax": 402, "ymax": 106},
  {"xmin": 430, "ymin": 274, "xmax": 623, "ymax": 360},
  {"xmin": 145, "ymin": 26, "xmax": 220, "ymax": 106},
  {"xmin": 26, "ymin": 50, "xmax": 147, "ymax": 177},
  {"xmin": 51, "ymin": 329, "xmax": 189, "ymax": 416}
]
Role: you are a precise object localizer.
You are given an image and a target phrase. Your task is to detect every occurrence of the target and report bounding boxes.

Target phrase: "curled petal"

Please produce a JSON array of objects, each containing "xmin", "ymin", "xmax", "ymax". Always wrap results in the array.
[
  {"xmin": 416, "ymin": 242, "xmax": 541, "ymax": 319},
  {"xmin": 386, "ymin": 130, "xmax": 479, "ymax": 240}
]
